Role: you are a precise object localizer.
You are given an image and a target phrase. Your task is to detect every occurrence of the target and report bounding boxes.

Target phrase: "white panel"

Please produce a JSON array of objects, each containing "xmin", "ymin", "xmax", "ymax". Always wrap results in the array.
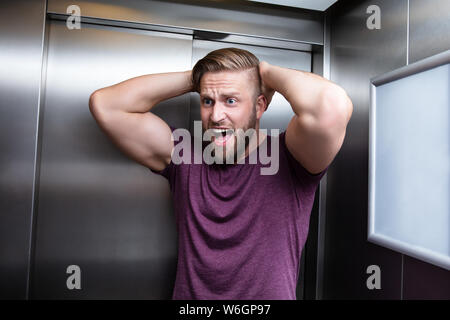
[{"xmin": 370, "ymin": 58, "xmax": 450, "ymax": 270}]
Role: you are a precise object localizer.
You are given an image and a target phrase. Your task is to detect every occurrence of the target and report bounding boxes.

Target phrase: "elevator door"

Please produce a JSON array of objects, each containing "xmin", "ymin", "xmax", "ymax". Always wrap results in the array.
[
  {"xmin": 31, "ymin": 20, "xmax": 192, "ymax": 299},
  {"xmin": 190, "ymin": 39, "xmax": 312, "ymax": 299}
]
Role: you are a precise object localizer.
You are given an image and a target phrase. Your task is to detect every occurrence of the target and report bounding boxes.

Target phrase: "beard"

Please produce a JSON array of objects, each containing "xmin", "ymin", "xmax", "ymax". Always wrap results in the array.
[{"xmin": 202, "ymin": 104, "xmax": 257, "ymax": 166}]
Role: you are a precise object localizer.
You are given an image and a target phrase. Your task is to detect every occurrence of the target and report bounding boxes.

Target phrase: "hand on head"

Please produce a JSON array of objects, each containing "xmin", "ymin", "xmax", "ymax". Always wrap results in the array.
[{"xmin": 258, "ymin": 61, "xmax": 275, "ymax": 109}]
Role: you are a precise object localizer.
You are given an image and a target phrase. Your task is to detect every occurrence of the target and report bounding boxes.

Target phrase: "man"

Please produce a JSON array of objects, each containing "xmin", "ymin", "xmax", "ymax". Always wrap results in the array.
[{"xmin": 89, "ymin": 48, "xmax": 353, "ymax": 299}]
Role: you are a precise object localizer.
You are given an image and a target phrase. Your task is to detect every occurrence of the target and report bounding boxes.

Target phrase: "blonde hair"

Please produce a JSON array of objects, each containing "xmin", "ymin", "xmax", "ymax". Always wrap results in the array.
[{"xmin": 192, "ymin": 47, "xmax": 261, "ymax": 98}]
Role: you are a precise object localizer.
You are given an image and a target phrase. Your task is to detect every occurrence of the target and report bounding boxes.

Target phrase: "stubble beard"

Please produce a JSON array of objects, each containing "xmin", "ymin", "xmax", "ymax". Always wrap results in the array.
[{"xmin": 203, "ymin": 103, "xmax": 258, "ymax": 166}]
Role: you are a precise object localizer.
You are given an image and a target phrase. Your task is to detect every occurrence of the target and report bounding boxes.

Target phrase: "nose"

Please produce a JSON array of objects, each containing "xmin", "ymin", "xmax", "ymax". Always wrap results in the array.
[{"xmin": 210, "ymin": 102, "xmax": 227, "ymax": 124}]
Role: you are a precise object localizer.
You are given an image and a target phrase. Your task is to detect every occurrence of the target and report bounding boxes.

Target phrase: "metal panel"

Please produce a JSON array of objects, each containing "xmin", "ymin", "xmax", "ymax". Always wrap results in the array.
[
  {"xmin": 47, "ymin": 0, "xmax": 324, "ymax": 45},
  {"xmin": 325, "ymin": 0, "xmax": 407, "ymax": 299},
  {"xmin": 0, "ymin": 0, "xmax": 46, "ymax": 299},
  {"xmin": 402, "ymin": 255, "xmax": 450, "ymax": 299},
  {"xmin": 303, "ymin": 35, "xmax": 326, "ymax": 301},
  {"xmin": 30, "ymin": 20, "xmax": 192, "ymax": 299},
  {"xmin": 191, "ymin": 39, "xmax": 312, "ymax": 299},
  {"xmin": 249, "ymin": 0, "xmax": 339, "ymax": 11},
  {"xmin": 305, "ymin": 15, "xmax": 329, "ymax": 301},
  {"xmin": 403, "ymin": 0, "xmax": 450, "ymax": 298},
  {"xmin": 409, "ymin": 0, "xmax": 450, "ymax": 64},
  {"xmin": 194, "ymin": 31, "xmax": 313, "ymax": 52}
]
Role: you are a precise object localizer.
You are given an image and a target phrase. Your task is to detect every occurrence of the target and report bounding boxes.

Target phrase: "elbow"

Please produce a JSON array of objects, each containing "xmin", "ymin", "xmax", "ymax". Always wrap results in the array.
[
  {"xmin": 89, "ymin": 90, "xmax": 102, "ymax": 112},
  {"xmin": 321, "ymin": 85, "xmax": 353, "ymax": 125},
  {"xmin": 89, "ymin": 90, "xmax": 106, "ymax": 120}
]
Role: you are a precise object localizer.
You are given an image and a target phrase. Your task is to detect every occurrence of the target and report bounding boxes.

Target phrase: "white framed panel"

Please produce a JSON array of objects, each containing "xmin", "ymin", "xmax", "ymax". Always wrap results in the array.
[{"xmin": 369, "ymin": 50, "xmax": 450, "ymax": 270}]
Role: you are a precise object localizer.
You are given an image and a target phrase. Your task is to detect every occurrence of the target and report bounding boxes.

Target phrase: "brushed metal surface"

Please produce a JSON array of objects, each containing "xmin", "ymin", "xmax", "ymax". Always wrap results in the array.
[
  {"xmin": 324, "ymin": 0, "xmax": 407, "ymax": 299},
  {"xmin": 194, "ymin": 31, "xmax": 313, "ymax": 51},
  {"xmin": 402, "ymin": 255, "xmax": 450, "ymax": 299},
  {"xmin": 30, "ymin": 20, "xmax": 192, "ymax": 299},
  {"xmin": 311, "ymin": 12, "xmax": 329, "ymax": 300},
  {"xmin": 249, "ymin": 0, "xmax": 338, "ymax": 11},
  {"xmin": 409, "ymin": 0, "xmax": 450, "ymax": 64},
  {"xmin": 0, "ymin": 0, "xmax": 47, "ymax": 299},
  {"xmin": 403, "ymin": 0, "xmax": 450, "ymax": 298},
  {"xmin": 47, "ymin": 0, "xmax": 324, "ymax": 44}
]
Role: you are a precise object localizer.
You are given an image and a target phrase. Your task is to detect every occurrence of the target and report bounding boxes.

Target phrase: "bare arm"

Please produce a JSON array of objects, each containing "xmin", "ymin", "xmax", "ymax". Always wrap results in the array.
[
  {"xmin": 259, "ymin": 61, "xmax": 353, "ymax": 174},
  {"xmin": 89, "ymin": 70, "xmax": 192, "ymax": 171}
]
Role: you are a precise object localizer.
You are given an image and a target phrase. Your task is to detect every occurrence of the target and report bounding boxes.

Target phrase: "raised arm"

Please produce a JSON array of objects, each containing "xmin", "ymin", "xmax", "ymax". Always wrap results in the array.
[
  {"xmin": 259, "ymin": 61, "xmax": 353, "ymax": 175},
  {"xmin": 89, "ymin": 70, "xmax": 192, "ymax": 171}
]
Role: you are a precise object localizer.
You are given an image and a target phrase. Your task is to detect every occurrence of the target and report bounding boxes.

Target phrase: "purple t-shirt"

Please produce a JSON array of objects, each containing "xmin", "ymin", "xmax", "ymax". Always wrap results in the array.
[{"xmin": 150, "ymin": 127, "xmax": 328, "ymax": 300}]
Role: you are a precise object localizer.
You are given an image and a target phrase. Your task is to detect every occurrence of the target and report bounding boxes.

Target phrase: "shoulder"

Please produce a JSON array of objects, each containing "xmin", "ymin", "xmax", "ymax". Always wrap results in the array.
[{"xmin": 277, "ymin": 130, "xmax": 329, "ymax": 181}]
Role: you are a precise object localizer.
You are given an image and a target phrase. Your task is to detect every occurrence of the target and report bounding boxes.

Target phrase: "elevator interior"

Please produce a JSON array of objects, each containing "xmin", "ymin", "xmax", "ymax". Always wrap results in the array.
[
  {"xmin": 34, "ymin": 20, "xmax": 314, "ymax": 299},
  {"xmin": 2, "ymin": 0, "xmax": 448, "ymax": 300},
  {"xmin": 1, "ymin": 0, "xmax": 326, "ymax": 299}
]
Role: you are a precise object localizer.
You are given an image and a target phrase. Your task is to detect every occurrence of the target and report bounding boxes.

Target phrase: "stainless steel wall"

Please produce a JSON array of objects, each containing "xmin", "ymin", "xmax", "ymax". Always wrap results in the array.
[
  {"xmin": 30, "ymin": 21, "xmax": 193, "ymax": 299},
  {"xmin": 1, "ymin": 0, "xmax": 324, "ymax": 299},
  {"xmin": 324, "ymin": 0, "xmax": 450, "ymax": 299},
  {"xmin": 403, "ymin": 0, "xmax": 450, "ymax": 299},
  {"xmin": 0, "ymin": 0, "xmax": 47, "ymax": 299},
  {"xmin": 47, "ymin": 0, "xmax": 324, "ymax": 45}
]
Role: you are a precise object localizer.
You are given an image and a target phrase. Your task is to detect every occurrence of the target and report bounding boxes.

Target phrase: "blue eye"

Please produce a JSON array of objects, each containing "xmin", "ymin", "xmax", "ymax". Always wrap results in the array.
[
  {"xmin": 203, "ymin": 98, "xmax": 213, "ymax": 106},
  {"xmin": 227, "ymin": 98, "xmax": 236, "ymax": 104}
]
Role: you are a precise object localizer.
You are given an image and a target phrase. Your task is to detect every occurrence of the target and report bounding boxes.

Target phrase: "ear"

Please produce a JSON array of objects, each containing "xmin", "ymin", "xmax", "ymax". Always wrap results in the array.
[{"xmin": 255, "ymin": 94, "xmax": 268, "ymax": 119}]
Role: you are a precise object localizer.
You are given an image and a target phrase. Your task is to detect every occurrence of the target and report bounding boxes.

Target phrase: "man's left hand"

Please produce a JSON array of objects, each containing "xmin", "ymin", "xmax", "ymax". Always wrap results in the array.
[{"xmin": 258, "ymin": 61, "xmax": 276, "ymax": 109}]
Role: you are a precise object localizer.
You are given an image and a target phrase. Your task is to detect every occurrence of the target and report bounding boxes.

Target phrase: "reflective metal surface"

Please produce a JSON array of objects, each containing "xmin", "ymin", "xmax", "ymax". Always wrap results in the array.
[
  {"xmin": 6, "ymin": 0, "xmax": 446, "ymax": 301},
  {"xmin": 48, "ymin": 0, "xmax": 324, "ymax": 44},
  {"xmin": 403, "ymin": 0, "xmax": 450, "ymax": 298},
  {"xmin": 310, "ymin": 13, "xmax": 330, "ymax": 300},
  {"xmin": 30, "ymin": 20, "xmax": 192, "ymax": 299},
  {"xmin": 0, "ymin": 0, "xmax": 47, "ymax": 299},
  {"xmin": 325, "ymin": 0, "xmax": 408, "ymax": 299},
  {"xmin": 1, "ymin": 0, "xmax": 326, "ymax": 300},
  {"xmin": 194, "ymin": 31, "xmax": 313, "ymax": 52},
  {"xmin": 326, "ymin": 0, "xmax": 450, "ymax": 299},
  {"xmin": 249, "ymin": 0, "xmax": 338, "ymax": 11},
  {"xmin": 409, "ymin": 0, "xmax": 450, "ymax": 64}
]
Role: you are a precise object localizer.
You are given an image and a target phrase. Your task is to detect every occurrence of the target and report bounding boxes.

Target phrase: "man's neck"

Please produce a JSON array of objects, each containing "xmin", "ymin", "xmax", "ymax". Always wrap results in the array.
[{"xmin": 235, "ymin": 128, "xmax": 267, "ymax": 164}]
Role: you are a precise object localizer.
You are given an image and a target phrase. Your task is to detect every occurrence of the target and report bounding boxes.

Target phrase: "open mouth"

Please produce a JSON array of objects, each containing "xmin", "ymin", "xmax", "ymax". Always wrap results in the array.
[{"xmin": 211, "ymin": 128, "xmax": 234, "ymax": 146}]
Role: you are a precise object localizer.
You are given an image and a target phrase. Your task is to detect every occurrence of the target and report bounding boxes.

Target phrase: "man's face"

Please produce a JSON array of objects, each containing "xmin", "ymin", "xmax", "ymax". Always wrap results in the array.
[{"xmin": 199, "ymin": 69, "xmax": 264, "ymax": 164}]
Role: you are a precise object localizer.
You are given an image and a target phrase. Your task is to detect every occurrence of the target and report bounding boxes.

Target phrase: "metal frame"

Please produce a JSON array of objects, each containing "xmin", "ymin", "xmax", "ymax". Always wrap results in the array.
[
  {"xmin": 47, "ymin": 0, "xmax": 324, "ymax": 45},
  {"xmin": 368, "ymin": 49, "xmax": 450, "ymax": 271}
]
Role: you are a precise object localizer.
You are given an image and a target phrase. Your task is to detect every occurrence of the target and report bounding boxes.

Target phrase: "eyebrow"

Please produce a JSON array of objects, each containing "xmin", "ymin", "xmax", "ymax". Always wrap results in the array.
[{"xmin": 200, "ymin": 92, "xmax": 241, "ymax": 99}]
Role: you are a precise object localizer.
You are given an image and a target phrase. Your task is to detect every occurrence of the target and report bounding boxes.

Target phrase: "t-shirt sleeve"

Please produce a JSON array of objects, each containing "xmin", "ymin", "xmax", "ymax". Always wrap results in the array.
[{"xmin": 279, "ymin": 130, "xmax": 329, "ymax": 187}]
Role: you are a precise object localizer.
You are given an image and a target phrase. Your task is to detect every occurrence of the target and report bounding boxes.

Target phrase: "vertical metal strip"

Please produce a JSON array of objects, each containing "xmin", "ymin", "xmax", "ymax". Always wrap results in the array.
[
  {"xmin": 315, "ymin": 11, "xmax": 331, "ymax": 300},
  {"xmin": 406, "ymin": 0, "xmax": 410, "ymax": 65},
  {"xmin": 401, "ymin": 0, "xmax": 410, "ymax": 300},
  {"xmin": 26, "ymin": 0, "xmax": 48, "ymax": 300}
]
